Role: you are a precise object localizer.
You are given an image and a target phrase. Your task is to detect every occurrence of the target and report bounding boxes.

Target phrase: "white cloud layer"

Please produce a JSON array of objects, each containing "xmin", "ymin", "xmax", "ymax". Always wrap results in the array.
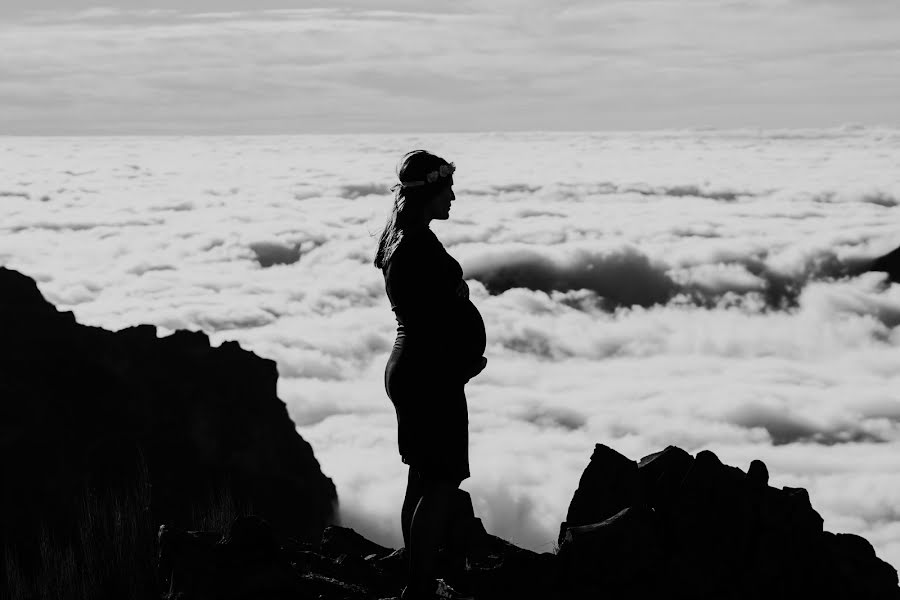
[{"xmin": 1, "ymin": 129, "xmax": 899, "ymax": 568}]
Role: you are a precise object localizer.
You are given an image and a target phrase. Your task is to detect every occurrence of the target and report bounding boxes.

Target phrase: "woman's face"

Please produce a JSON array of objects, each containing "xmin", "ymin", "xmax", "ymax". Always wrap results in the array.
[{"xmin": 423, "ymin": 180, "xmax": 455, "ymax": 222}]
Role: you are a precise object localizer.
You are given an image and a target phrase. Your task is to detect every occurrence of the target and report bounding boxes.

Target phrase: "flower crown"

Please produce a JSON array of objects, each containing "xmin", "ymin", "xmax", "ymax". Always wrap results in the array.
[{"xmin": 396, "ymin": 162, "xmax": 455, "ymax": 189}]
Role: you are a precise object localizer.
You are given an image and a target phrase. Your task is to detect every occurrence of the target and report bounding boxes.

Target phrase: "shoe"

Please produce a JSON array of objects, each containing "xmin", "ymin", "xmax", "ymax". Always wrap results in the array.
[{"xmin": 435, "ymin": 578, "xmax": 475, "ymax": 600}]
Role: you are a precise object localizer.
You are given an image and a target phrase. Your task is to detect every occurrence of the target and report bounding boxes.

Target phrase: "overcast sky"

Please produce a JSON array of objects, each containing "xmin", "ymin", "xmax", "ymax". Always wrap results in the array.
[{"xmin": 1, "ymin": 0, "xmax": 899, "ymax": 134}]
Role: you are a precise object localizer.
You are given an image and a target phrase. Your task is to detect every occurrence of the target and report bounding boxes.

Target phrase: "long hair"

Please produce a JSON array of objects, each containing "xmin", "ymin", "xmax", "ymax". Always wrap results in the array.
[{"xmin": 373, "ymin": 149, "xmax": 453, "ymax": 270}]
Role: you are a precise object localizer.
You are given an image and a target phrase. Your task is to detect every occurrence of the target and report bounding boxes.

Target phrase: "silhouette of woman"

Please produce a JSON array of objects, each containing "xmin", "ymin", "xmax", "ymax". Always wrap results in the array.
[{"xmin": 374, "ymin": 150, "xmax": 487, "ymax": 599}]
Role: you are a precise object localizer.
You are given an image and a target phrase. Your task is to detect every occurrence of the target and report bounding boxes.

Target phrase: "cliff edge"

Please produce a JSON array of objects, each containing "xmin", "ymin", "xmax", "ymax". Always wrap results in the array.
[{"xmin": 0, "ymin": 266, "xmax": 337, "ymax": 550}]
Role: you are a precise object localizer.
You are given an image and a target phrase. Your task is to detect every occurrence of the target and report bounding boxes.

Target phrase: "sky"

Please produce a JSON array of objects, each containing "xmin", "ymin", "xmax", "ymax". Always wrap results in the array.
[
  {"xmin": 1, "ymin": 129, "xmax": 898, "ymax": 568},
  {"xmin": 1, "ymin": 0, "xmax": 899, "ymax": 134}
]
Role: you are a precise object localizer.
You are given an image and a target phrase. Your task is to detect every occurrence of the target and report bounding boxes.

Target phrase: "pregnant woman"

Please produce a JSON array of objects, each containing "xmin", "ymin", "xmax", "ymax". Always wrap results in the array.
[{"xmin": 374, "ymin": 150, "xmax": 487, "ymax": 600}]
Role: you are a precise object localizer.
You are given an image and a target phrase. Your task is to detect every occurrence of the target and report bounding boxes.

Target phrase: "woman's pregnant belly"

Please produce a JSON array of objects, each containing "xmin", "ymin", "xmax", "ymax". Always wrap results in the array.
[
  {"xmin": 385, "ymin": 297, "xmax": 486, "ymax": 393},
  {"xmin": 455, "ymin": 297, "xmax": 486, "ymax": 360}
]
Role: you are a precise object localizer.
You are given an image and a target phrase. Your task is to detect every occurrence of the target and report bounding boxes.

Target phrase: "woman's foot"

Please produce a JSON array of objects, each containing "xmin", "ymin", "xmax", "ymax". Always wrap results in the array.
[{"xmin": 435, "ymin": 579, "xmax": 475, "ymax": 600}]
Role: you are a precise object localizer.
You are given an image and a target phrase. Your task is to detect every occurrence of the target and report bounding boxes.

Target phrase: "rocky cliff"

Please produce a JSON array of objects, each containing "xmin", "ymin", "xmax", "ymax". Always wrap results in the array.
[
  {"xmin": 0, "ymin": 266, "xmax": 337, "ymax": 552},
  {"xmin": 2, "ymin": 265, "xmax": 897, "ymax": 599}
]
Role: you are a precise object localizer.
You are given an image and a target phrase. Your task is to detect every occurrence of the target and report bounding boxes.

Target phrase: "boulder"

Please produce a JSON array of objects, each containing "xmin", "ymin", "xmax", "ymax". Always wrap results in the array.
[
  {"xmin": 558, "ymin": 444, "xmax": 900, "ymax": 600},
  {"xmin": 559, "ymin": 443, "xmax": 640, "ymax": 543},
  {"xmin": 158, "ymin": 517, "xmax": 305, "ymax": 600},
  {"xmin": 637, "ymin": 445, "xmax": 694, "ymax": 510},
  {"xmin": 320, "ymin": 526, "xmax": 393, "ymax": 560},
  {"xmin": 557, "ymin": 506, "xmax": 663, "ymax": 597}
]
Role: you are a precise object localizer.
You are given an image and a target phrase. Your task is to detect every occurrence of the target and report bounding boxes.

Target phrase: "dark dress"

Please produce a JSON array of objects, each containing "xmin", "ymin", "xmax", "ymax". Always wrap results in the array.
[{"xmin": 382, "ymin": 227, "xmax": 487, "ymax": 482}]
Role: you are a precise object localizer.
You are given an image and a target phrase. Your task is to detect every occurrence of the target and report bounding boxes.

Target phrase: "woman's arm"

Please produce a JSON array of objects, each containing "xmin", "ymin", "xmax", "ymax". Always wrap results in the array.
[
  {"xmin": 387, "ymin": 245, "xmax": 473, "ymax": 376},
  {"xmin": 388, "ymin": 245, "xmax": 459, "ymax": 331}
]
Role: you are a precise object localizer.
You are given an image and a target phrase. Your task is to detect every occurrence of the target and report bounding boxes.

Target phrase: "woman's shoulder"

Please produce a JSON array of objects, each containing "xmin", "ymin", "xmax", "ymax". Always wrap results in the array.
[
  {"xmin": 386, "ymin": 231, "xmax": 424, "ymax": 270},
  {"xmin": 387, "ymin": 229, "xmax": 449, "ymax": 277}
]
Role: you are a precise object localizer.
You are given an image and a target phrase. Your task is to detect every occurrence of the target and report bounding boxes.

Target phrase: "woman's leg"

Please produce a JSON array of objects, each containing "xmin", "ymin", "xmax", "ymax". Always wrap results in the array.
[
  {"xmin": 404, "ymin": 477, "xmax": 459, "ymax": 597},
  {"xmin": 401, "ymin": 467, "xmax": 424, "ymax": 550}
]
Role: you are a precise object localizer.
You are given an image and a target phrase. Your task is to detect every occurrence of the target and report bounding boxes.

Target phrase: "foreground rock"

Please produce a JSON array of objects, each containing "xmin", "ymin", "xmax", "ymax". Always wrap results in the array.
[
  {"xmin": 160, "ymin": 446, "xmax": 898, "ymax": 600},
  {"xmin": 159, "ymin": 495, "xmax": 557, "ymax": 600},
  {"xmin": 0, "ymin": 267, "xmax": 337, "ymax": 552},
  {"xmin": 558, "ymin": 445, "xmax": 899, "ymax": 599}
]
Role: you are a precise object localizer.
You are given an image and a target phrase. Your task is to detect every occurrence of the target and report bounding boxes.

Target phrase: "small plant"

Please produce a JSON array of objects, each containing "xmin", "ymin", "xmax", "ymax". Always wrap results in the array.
[
  {"xmin": 2, "ymin": 463, "xmax": 158, "ymax": 600},
  {"xmin": 190, "ymin": 484, "xmax": 253, "ymax": 533},
  {"xmin": 1, "ymin": 455, "xmax": 256, "ymax": 600}
]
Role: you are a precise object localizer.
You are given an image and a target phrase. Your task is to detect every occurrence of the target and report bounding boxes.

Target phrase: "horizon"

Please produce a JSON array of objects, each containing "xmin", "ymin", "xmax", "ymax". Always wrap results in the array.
[{"xmin": 3, "ymin": 123, "xmax": 898, "ymax": 138}]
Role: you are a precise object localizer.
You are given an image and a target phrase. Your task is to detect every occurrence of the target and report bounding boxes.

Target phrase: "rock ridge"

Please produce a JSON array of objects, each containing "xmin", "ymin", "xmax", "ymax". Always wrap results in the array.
[{"xmin": 0, "ymin": 266, "xmax": 337, "ymax": 551}]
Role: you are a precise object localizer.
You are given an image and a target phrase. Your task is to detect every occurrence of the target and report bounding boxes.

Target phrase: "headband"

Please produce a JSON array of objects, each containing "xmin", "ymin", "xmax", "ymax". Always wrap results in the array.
[{"xmin": 394, "ymin": 162, "xmax": 455, "ymax": 190}]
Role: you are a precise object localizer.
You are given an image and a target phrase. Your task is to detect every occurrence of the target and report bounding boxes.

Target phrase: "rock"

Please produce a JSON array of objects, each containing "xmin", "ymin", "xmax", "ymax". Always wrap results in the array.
[
  {"xmin": 0, "ymin": 266, "xmax": 337, "ymax": 574},
  {"xmin": 746, "ymin": 459, "xmax": 768, "ymax": 487},
  {"xmin": 557, "ymin": 506, "xmax": 663, "ymax": 597},
  {"xmin": 560, "ymin": 444, "xmax": 900, "ymax": 600},
  {"xmin": 559, "ymin": 443, "xmax": 640, "ymax": 543},
  {"xmin": 222, "ymin": 515, "xmax": 278, "ymax": 562},
  {"xmin": 782, "ymin": 486, "xmax": 824, "ymax": 537},
  {"xmin": 868, "ymin": 244, "xmax": 900, "ymax": 283},
  {"xmin": 456, "ymin": 532, "xmax": 557, "ymax": 600},
  {"xmin": 158, "ymin": 517, "xmax": 306, "ymax": 600},
  {"xmin": 637, "ymin": 445, "xmax": 694, "ymax": 509},
  {"xmin": 297, "ymin": 573, "xmax": 369, "ymax": 600},
  {"xmin": 158, "ymin": 525, "xmax": 221, "ymax": 597},
  {"xmin": 321, "ymin": 526, "xmax": 393, "ymax": 560},
  {"xmin": 822, "ymin": 532, "xmax": 900, "ymax": 598}
]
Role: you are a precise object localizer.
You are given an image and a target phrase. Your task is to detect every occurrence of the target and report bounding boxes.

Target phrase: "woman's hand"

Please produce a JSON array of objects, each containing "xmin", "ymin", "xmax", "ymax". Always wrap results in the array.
[
  {"xmin": 455, "ymin": 280, "xmax": 469, "ymax": 299},
  {"xmin": 464, "ymin": 356, "xmax": 488, "ymax": 382}
]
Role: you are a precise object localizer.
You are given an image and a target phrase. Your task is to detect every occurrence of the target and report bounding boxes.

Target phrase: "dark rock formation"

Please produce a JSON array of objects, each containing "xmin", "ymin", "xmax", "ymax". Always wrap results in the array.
[
  {"xmin": 159, "ymin": 502, "xmax": 557, "ymax": 600},
  {"xmin": 868, "ymin": 244, "xmax": 900, "ymax": 283},
  {"xmin": 3, "ymin": 264, "xmax": 896, "ymax": 598},
  {"xmin": 0, "ymin": 267, "xmax": 336, "ymax": 555},
  {"xmin": 558, "ymin": 444, "xmax": 900, "ymax": 600},
  {"xmin": 158, "ymin": 446, "xmax": 897, "ymax": 600}
]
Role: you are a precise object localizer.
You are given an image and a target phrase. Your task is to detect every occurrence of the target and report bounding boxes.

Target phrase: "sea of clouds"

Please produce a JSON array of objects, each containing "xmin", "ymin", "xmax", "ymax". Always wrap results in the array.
[{"xmin": 1, "ymin": 128, "xmax": 898, "ymax": 567}]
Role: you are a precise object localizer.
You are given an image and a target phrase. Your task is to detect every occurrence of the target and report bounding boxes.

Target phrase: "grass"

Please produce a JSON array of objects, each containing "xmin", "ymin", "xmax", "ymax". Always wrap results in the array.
[{"xmin": 2, "ymin": 461, "xmax": 251, "ymax": 600}]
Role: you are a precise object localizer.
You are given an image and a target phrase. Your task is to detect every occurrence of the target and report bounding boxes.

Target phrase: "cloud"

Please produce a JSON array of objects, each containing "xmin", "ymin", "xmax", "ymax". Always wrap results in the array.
[
  {"xmin": 457, "ymin": 237, "xmax": 889, "ymax": 313},
  {"xmin": 462, "ymin": 243, "xmax": 677, "ymax": 308},
  {"xmin": 726, "ymin": 401, "xmax": 888, "ymax": 446},
  {"xmin": 519, "ymin": 406, "xmax": 587, "ymax": 432},
  {"xmin": 2, "ymin": 2, "xmax": 900, "ymax": 132},
  {"xmin": 1, "ymin": 129, "xmax": 899, "ymax": 572},
  {"xmin": 249, "ymin": 241, "xmax": 302, "ymax": 267},
  {"xmin": 337, "ymin": 183, "xmax": 392, "ymax": 199}
]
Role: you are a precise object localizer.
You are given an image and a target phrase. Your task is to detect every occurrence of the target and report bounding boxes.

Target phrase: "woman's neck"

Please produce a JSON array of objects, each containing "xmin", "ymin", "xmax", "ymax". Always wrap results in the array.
[{"xmin": 404, "ymin": 224, "xmax": 430, "ymax": 234}]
